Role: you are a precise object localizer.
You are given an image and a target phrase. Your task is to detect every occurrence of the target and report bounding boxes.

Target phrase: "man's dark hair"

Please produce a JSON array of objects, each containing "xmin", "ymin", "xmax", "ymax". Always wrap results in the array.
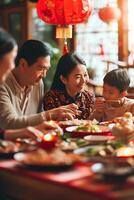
[
  {"xmin": 15, "ymin": 39, "xmax": 51, "ymax": 66},
  {"xmin": 103, "ymin": 68, "xmax": 130, "ymax": 92}
]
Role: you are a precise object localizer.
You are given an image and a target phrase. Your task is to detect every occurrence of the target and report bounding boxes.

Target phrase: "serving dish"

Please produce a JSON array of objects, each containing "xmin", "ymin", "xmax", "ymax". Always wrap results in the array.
[
  {"xmin": 14, "ymin": 148, "xmax": 84, "ymax": 170},
  {"xmin": 66, "ymin": 125, "xmax": 112, "ymax": 138}
]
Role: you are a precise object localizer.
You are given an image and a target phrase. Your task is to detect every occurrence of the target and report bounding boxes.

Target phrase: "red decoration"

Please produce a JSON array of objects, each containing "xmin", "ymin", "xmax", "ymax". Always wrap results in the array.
[
  {"xmin": 99, "ymin": 44, "xmax": 105, "ymax": 57},
  {"xmin": 36, "ymin": 0, "xmax": 93, "ymax": 25},
  {"xmin": 36, "ymin": 0, "xmax": 93, "ymax": 54},
  {"xmin": 63, "ymin": 41, "xmax": 68, "ymax": 54},
  {"xmin": 98, "ymin": 5, "xmax": 121, "ymax": 23},
  {"xmin": 39, "ymin": 133, "xmax": 58, "ymax": 150}
]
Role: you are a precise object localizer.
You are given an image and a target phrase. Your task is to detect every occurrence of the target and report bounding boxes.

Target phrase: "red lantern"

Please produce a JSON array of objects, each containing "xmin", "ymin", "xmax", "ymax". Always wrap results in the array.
[
  {"xmin": 36, "ymin": 0, "xmax": 93, "ymax": 53},
  {"xmin": 36, "ymin": 0, "xmax": 92, "ymax": 26},
  {"xmin": 98, "ymin": 5, "xmax": 121, "ymax": 24}
]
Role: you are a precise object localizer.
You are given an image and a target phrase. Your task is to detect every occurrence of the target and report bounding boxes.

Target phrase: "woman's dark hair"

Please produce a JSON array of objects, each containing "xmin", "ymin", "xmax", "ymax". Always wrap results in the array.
[
  {"xmin": 103, "ymin": 68, "xmax": 130, "ymax": 92},
  {"xmin": 15, "ymin": 39, "xmax": 51, "ymax": 66},
  {"xmin": 0, "ymin": 28, "xmax": 17, "ymax": 59},
  {"xmin": 51, "ymin": 52, "xmax": 86, "ymax": 90}
]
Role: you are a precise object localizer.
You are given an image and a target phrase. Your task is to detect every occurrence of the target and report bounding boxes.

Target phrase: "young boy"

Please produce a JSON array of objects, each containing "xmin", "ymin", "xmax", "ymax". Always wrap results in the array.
[{"xmin": 89, "ymin": 68, "xmax": 134, "ymax": 122}]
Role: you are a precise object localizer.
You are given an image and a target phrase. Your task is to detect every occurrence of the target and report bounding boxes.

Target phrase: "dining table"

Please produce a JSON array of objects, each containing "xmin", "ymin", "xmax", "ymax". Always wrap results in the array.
[
  {"xmin": 1, "ymin": 116, "xmax": 134, "ymax": 200},
  {"xmin": 0, "ymin": 157, "xmax": 134, "ymax": 200}
]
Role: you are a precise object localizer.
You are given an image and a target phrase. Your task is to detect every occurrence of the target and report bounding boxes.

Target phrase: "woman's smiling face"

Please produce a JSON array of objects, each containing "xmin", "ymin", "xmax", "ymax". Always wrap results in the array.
[{"xmin": 61, "ymin": 64, "xmax": 89, "ymax": 97}]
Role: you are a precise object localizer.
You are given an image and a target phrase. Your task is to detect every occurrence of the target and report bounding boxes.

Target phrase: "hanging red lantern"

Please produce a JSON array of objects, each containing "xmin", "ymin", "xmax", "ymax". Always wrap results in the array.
[
  {"xmin": 98, "ymin": 5, "xmax": 121, "ymax": 24},
  {"xmin": 37, "ymin": 0, "xmax": 92, "ymax": 25},
  {"xmin": 36, "ymin": 0, "xmax": 93, "ymax": 53}
]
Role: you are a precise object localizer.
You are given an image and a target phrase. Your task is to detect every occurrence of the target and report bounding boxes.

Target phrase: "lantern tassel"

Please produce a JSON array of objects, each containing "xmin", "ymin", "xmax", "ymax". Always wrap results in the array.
[
  {"xmin": 56, "ymin": 25, "xmax": 72, "ymax": 38},
  {"xmin": 63, "ymin": 39, "xmax": 68, "ymax": 54}
]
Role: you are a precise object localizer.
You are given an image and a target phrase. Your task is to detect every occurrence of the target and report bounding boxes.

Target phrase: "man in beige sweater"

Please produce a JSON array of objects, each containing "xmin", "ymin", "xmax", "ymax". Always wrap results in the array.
[{"xmin": 0, "ymin": 39, "xmax": 79, "ymax": 129}]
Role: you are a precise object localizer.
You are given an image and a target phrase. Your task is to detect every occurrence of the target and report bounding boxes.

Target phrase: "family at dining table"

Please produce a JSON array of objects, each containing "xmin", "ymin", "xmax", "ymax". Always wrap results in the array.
[
  {"xmin": 0, "ymin": 37, "xmax": 79, "ymax": 130},
  {"xmin": 1, "ymin": 27, "xmax": 134, "ymax": 141},
  {"xmin": 0, "ymin": 28, "xmax": 77, "ymax": 140}
]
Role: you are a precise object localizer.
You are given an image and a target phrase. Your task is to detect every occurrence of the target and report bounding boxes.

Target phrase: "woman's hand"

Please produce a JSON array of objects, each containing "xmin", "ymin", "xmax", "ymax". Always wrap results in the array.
[
  {"xmin": 46, "ymin": 103, "xmax": 81, "ymax": 121},
  {"xmin": 35, "ymin": 121, "xmax": 63, "ymax": 135}
]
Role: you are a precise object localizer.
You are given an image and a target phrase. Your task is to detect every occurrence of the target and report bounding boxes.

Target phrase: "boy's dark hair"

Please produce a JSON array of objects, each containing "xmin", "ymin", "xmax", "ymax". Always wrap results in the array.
[
  {"xmin": 103, "ymin": 68, "xmax": 130, "ymax": 92},
  {"xmin": 15, "ymin": 39, "xmax": 51, "ymax": 66},
  {"xmin": 51, "ymin": 52, "xmax": 86, "ymax": 90},
  {"xmin": 0, "ymin": 28, "xmax": 17, "ymax": 58}
]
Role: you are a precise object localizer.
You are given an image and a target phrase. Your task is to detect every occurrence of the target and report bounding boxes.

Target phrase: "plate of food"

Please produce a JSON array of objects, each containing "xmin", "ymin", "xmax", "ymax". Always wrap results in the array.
[
  {"xmin": 14, "ymin": 148, "xmax": 84, "ymax": 170},
  {"xmin": 57, "ymin": 138, "xmax": 92, "ymax": 152},
  {"xmin": 58, "ymin": 119, "xmax": 94, "ymax": 130},
  {"xmin": 65, "ymin": 124, "xmax": 112, "ymax": 138},
  {"xmin": 73, "ymin": 141, "xmax": 124, "ymax": 158},
  {"xmin": 115, "ymin": 146, "xmax": 134, "ymax": 158},
  {"xmin": 0, "ymin": 139, "xmax": 36, "ymax": 158}
]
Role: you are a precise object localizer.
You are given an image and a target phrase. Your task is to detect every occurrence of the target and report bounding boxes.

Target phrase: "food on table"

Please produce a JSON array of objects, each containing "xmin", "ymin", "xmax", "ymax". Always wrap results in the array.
[
  {"xmin": 75, "ymin": 124, "xmax": 101, "ymax": 132},
  {"xmin": 57, "ymin": 137, "xmax": 92, "ymax": 151},
  {"xmin": 0, "ymin": 140, "xmax": 20, "ymax": 153},
  {"xmin": 58, "ymin": 140, "xmax": 78, "ymax": 151},
  {"xmin": 116, "ymin": 146, "xmax": 134, "ymax": 157},
  {"xmin": 65, "ymin": 123, "xmax": 110, "ymax": 138},
  {"xmin": 111, "ymin": 112, "xmax": 134, "ymax": 143},
  {"xmin": 58, "ymin": 119, "xmax": 98, "ymax": 127},
  {"xmin": 14, "ymin": 148, "xmax": 84, "ymax": 166},
  {"xmin": 100, "ymin": 112, "xmax": 134, "ymax": 126},
  {"xmin": 70, "ymin": 124, "xmax": 109, "ymax": 133},
  {"xmin": 74, "ymin": 141, "xmax": 124, "ymax": 158}
]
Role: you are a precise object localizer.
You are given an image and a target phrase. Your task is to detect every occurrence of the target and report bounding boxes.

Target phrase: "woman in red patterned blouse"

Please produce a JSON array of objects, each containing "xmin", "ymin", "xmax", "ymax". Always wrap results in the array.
[{"xmin": 43, "ymin": 52, "xmax": 95, "ymax": 119}]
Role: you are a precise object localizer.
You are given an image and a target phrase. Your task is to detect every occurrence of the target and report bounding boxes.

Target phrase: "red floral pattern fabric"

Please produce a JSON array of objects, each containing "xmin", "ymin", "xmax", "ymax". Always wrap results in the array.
[{"xmin": 43, "ymin": 89, "xmax": 95, "ymax": 119}]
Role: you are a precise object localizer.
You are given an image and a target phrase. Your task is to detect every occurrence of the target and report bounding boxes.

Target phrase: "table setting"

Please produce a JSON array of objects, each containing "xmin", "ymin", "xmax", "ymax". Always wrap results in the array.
[{"xmin": 1, "ymin": 113, "xmax": 134, "ymax": 199}]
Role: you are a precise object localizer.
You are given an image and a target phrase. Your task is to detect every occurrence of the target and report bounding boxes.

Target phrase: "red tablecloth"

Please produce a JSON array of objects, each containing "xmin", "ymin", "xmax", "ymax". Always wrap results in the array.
[{"xmin": 0, "ymin": 159, "xmax": 134, "ymax": 200}]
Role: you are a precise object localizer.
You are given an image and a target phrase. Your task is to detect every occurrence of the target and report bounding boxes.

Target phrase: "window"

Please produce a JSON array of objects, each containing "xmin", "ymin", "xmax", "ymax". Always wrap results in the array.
[
  {"xmin": 75, "ymin": 0, "xmax": 119, "ymax": 85},
  {"xmin": 127, "ymin": 0, "xmax": 134, "ymax": 86}
]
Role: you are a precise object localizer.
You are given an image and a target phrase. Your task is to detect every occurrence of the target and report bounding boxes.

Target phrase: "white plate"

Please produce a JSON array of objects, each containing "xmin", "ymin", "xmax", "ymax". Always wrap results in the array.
[
  {"xmin": 84, "ymin": 135, "xmax": 114, "ymax": 141},
  {"xmin": 108, "ymin": 123, "xmax": 115, "ymax": 130},
  {"xmin": 66, "ymin": 126, "xmax": 78, "ymax": 132},
  {"xmin": 74, "ymin": 145, "xmax": 104, "ymax": 154}
]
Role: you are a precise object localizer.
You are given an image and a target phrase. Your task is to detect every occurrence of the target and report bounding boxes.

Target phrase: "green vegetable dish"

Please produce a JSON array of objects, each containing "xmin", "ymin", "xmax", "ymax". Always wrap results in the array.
[{"xmin": 76, "ymin": 124, "xmax": 101, "ymax": 132}]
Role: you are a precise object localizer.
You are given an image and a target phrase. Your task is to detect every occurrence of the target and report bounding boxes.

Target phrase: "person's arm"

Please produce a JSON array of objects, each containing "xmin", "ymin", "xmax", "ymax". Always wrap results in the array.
[
  {"xmin": 3, "ymin": 121, "xmax": 63, "ymax": 141},
  {"xmin": 88, "ymin": 97, "xmax": 104, "ymax": 122},
  {"xmin": 0, "ymin": 84, "xmax": 79, "ymax": 129},
  {"xmin": 0, "ymin": 84, "xmax": 45, "ymax": 129},
  {"xmin": 43, "ymin": 103, "xmax": 80, "ymax": 121}
]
